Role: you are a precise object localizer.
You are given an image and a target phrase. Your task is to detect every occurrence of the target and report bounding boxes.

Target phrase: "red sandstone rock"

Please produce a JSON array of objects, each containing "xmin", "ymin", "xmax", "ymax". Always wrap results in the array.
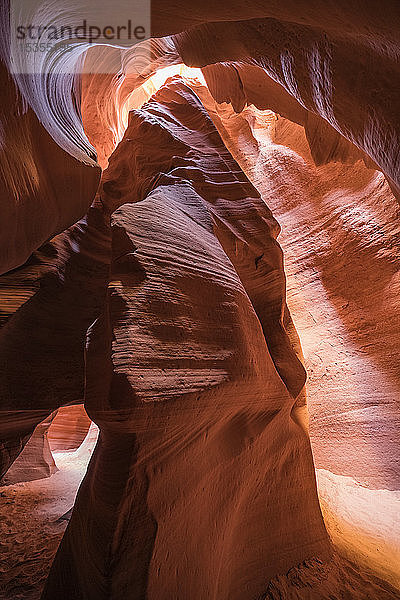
[
  {"xmin": 173, "ymin": 14, "xmax": 400, "ymax": 194},
  {"xmin": 0, "ymin": 57, "xmax": 100, "ymax": 274},
  {"xmin": 0, "ymin": 201, "xmax": 110, "ymax": 478},
  {"xmin": 42, "ymin": 79, "xmax": 329, "ymax": 600},
  {"xmin": 48, "ymin": 405, "xmax": 92, "ymax": 453},
  {"xmin": 1, "ymin": 413, "xmax": 57, "ymax": 485},
  {"xmin": 0, "ymin": 1, "xmax": 399, "ymax": 596},
  {"xmin": 197, "ymin": 96, "xmax": 400, "ymax": 492}
]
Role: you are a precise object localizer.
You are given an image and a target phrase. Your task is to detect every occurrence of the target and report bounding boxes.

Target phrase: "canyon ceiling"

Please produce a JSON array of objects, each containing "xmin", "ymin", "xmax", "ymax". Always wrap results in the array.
[{"xmin": 0, "ymin": 1, "xmax": 399, "ymax": 599}]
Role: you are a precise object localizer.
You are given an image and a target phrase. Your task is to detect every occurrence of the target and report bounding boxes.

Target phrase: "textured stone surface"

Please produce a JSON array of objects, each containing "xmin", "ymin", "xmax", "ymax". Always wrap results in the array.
[
  {"xmin": 202, "ymin": 98, "xmax": 400, "ymax": 490},
  {"xmin": 0, "ymin": 201, "xmax": 110, "ymax": 478},
  {"xmin": 0, "ymin": 412, "xmax": 57, "ymax": 486},
  {"xmin": 0, "ymin": 47, "xmax": 100, "ymax": 274},
  {"xmin": 48, "ymin": 405, "xmax": 92, "ymax": 453},
  {"xmin": 0, "ymin": 1, "xmax": 399, "ymax": 596},
  {"xmin": 192, "ymin": 90, "xmax": 400, "ymax": 589},
  {"xmin": 41, "ymin": 79, "xmax": 330, "ymax": 600},
  {"xmin": 172, "ymin": 6, "xmax": 400, "ymax": 194}
]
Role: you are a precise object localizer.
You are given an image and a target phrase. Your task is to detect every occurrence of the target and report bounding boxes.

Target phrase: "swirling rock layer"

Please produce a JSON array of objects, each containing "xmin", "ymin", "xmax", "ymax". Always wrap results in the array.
[{"xmin": 42, "ymin": 79, "xmax": 329, "ymax": 599}]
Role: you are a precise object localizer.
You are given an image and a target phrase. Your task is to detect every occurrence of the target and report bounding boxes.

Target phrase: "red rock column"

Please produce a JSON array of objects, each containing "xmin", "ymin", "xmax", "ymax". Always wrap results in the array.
[{"xmin": 43, "ymin": 80, "xmax": 329, "ymax": 599}]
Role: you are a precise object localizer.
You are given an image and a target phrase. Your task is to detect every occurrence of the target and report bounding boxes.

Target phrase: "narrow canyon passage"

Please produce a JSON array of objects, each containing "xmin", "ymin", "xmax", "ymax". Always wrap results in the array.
[
  {"xmin": 198, "ymin": 99, "xmax": 400, "ymax": 589},
  {"xmin": 1, "ymin": 2, "xmax": 400, "ymax": 599}
]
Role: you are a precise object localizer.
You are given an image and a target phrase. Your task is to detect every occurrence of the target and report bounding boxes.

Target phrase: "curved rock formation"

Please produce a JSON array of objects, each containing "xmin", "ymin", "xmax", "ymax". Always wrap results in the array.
[
  {"xmin": 0, "ymin": 59, "xmax": 100, "ymax": 273},
  {"xmin": 41, "ymin": 79, "xmax": 329, "ymax": 599},
  {"xmin": 1, "ymin": 1, "xmax": 400, "ymax": 597},
  {"xmin": 6, "ymin": 1, "xmax": 399, "ymax": 194},
  {"xmin": 190, "ymin": 91, "xmax": 400, "ymax": 588},
  {"xmin": 48, "ymin": 405, "xmax": 92, "ymax": 453},
  {"xmin": 0, "ymin": 412, "xmax": 57, "ymax": 485},
  {"xmin": 0, "ymin": 2, "xmax": 101, "ymax": 274},
  {"xmin": 0, "ymin": 200, "xmax": 110, "ymax": 478},
  {"xmin": 0, "ymin": 404, "xmax": 91, "ymax": 484},
  {"xmin": 200, "ymin": 96, "xmax": 400, "ymax": 491}
]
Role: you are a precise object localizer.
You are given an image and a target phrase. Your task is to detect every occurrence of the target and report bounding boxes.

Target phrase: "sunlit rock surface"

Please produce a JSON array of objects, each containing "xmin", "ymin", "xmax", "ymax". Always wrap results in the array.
[
  {"xmin": 7, "ymin": 2, "xmax": 399, "ymax": 194},
  {"xmin": 1, "ymin": 412, "xmax": 57, "ymax": 486},
  {"xmin": 193, "ymin": 91, "xmax": 400, "ymax": 589},
  {"xmin": 0, "ymin": 405, "xmax": 91, "ymax": 484},
  {"xmin": 210, "ymin": 103, "xmax": 400, "ymax": 490},
  {"xmin": 48, "ymin": 405, "xmax": 92, "ymax": 453},
  {"xmin": 0, "ymin": 1, "xmax": 399, "ymax": 597},
  {"xmin": 40, "ymin": 79, "xmax": 331, "ymax": 600}
]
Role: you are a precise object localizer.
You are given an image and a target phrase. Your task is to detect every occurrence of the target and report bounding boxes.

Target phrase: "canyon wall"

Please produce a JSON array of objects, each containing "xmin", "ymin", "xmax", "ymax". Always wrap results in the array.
[
  {"xmin": 0, "ymin": 200, "xmax": 110, "ymax": 479},
  {"xmin": 42, "ymin": 79, "xmax": 330, "ymax": 599},
  {"xmin": 192, "ymin": 90, "xmax": 400, "ymax": 587},
  {"xmin": 0, "ymin": 0, "xmax": 101, "ymax": 274},
  {"xmin": 0, "ymin": 1, "xmax": 399, "ymax": 597}
]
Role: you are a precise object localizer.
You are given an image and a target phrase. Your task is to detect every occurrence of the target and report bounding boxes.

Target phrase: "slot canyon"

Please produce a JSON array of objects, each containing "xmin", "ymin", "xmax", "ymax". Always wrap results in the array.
[{"xmin": 0, "ymin": 1, "xmax": 400, "ymax": 598}]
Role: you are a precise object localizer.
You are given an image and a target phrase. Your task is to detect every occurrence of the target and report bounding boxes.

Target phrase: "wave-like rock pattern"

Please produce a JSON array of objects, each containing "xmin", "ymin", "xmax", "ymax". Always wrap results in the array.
[
  {"xmin": 0, "ymin": 199, "xmax": 110, "ymax": 478},
  {"xmin": 5, "ymin": 1, "xmax": 399, "ymax": 198},
  {"xmin": 41, "ymin": 79, "xmax": 329, "ymax": 599},
  {"xmin": 48, "ymin": 405, "xmax": 92, "ymax": 453},
  {"xmin": 199, "ymin": 97, "xmax": 400, "ymax": 492},
  {"xmin": 0, "ymin": 56, "xmax": 100, "ymax": 274},
  {"xmin": 173, "ymin": 12, "xmax": 400, "ymax": 195}
]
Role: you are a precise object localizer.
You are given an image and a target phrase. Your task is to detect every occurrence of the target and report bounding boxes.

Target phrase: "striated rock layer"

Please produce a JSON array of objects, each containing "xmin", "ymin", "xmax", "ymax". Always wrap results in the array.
[
  {"xmin": 6, "ymin": 1, "xmax": 399, "ymax": 202},
  {"xmin": 41, "ymin": 79, "xmax": 330, "ymax": 599},
  {"xmin": 0, "ymin": 20, "xmax": 101, "ymax": 274},
  {"xmin": 1, "ymin": 412, "xmax": 57, "ymax": 486},
  {"xmin": 47, "ymin": 405, "xmax": 91, "ymax": 453},
  {"xmin": 199, "ymin": 96, "xmax": 400, "ymax": 491},
  {"xmin": 0, "ymin": 202, "xmax": 110, "ymax": 479},
  {"xmin": 0, "ymin": 0, "xmax": 399, "ymax": 595},
  {"xmin": 188, "ymin": 89, "xmax": 400, "ymax": 588}
]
